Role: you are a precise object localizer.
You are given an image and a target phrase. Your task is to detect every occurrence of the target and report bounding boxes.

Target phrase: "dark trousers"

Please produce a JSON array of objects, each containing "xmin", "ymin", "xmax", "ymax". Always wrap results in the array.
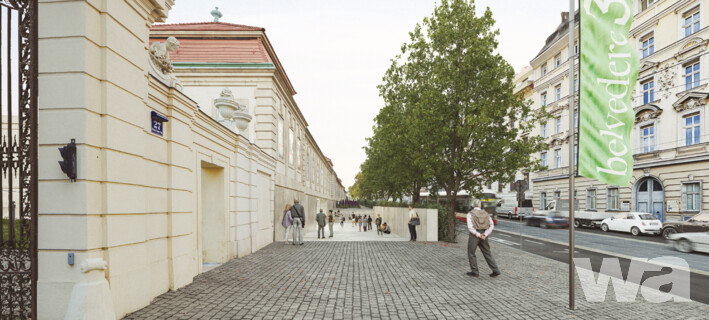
[
  {"xmin": 468, "ymin": 231, "xmax": 500, "ymax": 274},
  {"xmin": 408, "ymin": 224, "xmax": 417, "ymax": 241},
  {"xmin": 318, "ymin": 225, "xmax": 325, "ymax": 238}
]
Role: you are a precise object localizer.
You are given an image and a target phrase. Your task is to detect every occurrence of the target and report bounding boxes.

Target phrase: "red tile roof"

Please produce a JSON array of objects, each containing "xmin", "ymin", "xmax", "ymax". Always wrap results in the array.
[
  {"xmin": 149, "ymin": 38, "xmax": 271, "ymax": 63},
  {"xmin": 151, "ymin": 22, "xmax": 264, "ymax": 32}
]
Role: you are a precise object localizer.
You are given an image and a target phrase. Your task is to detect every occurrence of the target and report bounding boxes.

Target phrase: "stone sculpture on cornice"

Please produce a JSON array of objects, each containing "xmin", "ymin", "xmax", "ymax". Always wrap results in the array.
[{"xmin": 148, "ymin": 36, "xmax": 183, "ymax": 91}]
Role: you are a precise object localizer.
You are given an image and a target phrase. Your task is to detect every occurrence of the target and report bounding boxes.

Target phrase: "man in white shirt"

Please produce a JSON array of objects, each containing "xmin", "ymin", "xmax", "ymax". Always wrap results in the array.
[{"xmin": 466, "ymin": 199, "xmax": 501, "ymax": 277}]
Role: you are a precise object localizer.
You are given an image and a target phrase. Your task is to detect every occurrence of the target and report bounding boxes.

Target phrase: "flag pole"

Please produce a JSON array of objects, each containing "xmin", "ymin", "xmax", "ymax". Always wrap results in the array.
[{"xmin": 568, "ymin": 0, "xmax": 576, "ymax": 311}]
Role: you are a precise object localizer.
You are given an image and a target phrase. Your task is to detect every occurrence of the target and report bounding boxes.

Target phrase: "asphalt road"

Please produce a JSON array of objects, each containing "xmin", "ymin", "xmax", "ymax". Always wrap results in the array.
[
  {"xmin": 456, "ymin": 221, "xmax": 709, "ymax": 305},
  {"xmin": 496, "ymin": 216, "xmax": 666, "ymax": 243}
]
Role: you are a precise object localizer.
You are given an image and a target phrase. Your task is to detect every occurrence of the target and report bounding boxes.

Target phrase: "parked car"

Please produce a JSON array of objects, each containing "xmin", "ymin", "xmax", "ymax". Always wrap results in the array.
[
  {"xmin": 536, "ymin": 199, "xmax": 615, "ymax": 228},
  {"xmin": 600, "ymin": 212, "xmax": 662, "ymax": 236},
  {"xmin": 526, "ymin": 212, "xmax": 568, "ymax": 229},
  {"xmin": 661, "ymin": 212, "xmax": 709, "ymax": 239},
  {"xmin": 667, "ymin": 231, "xmax": 709, "ymax": 253},
  {"xmin": 495, "ymin": 199, "xmax": 533, "ymax": 220}
]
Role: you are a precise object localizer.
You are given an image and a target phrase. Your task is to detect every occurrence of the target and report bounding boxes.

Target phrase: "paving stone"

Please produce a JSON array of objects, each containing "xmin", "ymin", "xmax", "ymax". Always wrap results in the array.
[{"xmin": 123, "ymin": 212, "xmax": 709, "ymax": 320}]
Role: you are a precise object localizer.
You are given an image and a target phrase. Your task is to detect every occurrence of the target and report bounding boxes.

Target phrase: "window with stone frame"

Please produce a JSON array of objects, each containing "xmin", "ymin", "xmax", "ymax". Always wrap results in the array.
[
  {"xmin": 540, "ymin": 192, "xmax": 547, "ymax": 209},
  {"xmin": 541, "ymin": 92, "xmax": 547, "ymax": 106},
  {"xmin": 607, "ymin": 187, "xmax": 620, "ymax": 210},
  {"xmin": 556, "ymin": 116, "xmax": 562, "ymax": 133},
  {"xmin": 541, "ymin": 152, "xmax": 548, "ymax": 168},
  {"xmin": 683, "ymin": 8, "xmax": 701, "ymax": 38},
  {"xmin": 683, "ymin": 113, "xmax": 701, "ymax": 146},
  {"xmin": 640, "ymin": 33, "xmax": 654, "ymax": 58},
  {"xmin": 586, "ymin": 189, "xmax": 597, "ymax": 210},
  {"xmin": 682, "ymin": 182, "xmax": 702, "ymax": 211},
  {"xmin": 555, "ymin": 84, "xmax": 562, "ymax": 101},
  {"xmin": 641, "ymin": 125, "xmax": 655, "ymax": 152},
  {"xmin": 277, "ymin": 117, "xmax": 284, "ymax": 158},
  {"xmin": 554, "ymin": 191, "xmax": 561, "ymax": 200},
  {"xmin": 289, "ymin": 128, "xmax": 295, "ymax": 165},
  {"xmin": 574, "ymin": 111, "xmax": 579, "ymax": 129},
  {"xmin": 574, "ymin": 145, "xmax": 578, "ymax": 166},
  {"xmin": 574, "ymin": 76, "xmax": 578, "ymax": 92},
  {"xmin": 297, "ymin": 137, "xmax": 301, "ymax": 168},
  {"xmin": 541, "ymin": 123, "xmax": 548, "ymax": 138},
  {"xmin": 640, "ymin": 0, "xmax": 656, "ymax": 12},
  {"xmin": 684, "ymin": 61, "xmax": 700, "ymax": 90},
  {"xmin": 555, "ymin": 149, "xmax": 562, "ymax": 168},
  {"xmin": 541, "ymin": 63, "xmax": 548, "ymax": 77},
  {"xmin": 554, "ymin": 53, "xmax": 562, "ymax": 68},
  {"xmin": 642, "ymin": 79, "xmax": 654, "ymax": 104}
]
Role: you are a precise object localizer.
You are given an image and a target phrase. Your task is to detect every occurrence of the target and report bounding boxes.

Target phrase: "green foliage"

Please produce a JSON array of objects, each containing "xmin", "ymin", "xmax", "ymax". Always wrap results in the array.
[
  {"xmin": 359, "ymin": 0, "xmax": 549, "ymax": 242},
  {"xmin": 2, "ymin": 219, "xmax": 22, "ymax": 242}
]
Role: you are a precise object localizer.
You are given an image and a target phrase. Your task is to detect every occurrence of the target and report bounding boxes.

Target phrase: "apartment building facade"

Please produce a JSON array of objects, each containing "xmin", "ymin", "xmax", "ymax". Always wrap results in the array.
[{"xmin": 528, "ymin": 0, "xmax": 709, "ymax": 222}]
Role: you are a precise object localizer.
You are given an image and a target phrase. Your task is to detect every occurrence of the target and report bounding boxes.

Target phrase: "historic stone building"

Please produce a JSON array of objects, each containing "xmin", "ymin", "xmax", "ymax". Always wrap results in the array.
[
  {"xmin": 529, "ymin": 0, "xmax": 709, "ymax": 222},
  {"xmin": 36, "ymin": 1, "xmax": 344, "ymax": 318},
  {"xmin": 149, "ymin": 20, "xmax": 345, "ymax": 243}
]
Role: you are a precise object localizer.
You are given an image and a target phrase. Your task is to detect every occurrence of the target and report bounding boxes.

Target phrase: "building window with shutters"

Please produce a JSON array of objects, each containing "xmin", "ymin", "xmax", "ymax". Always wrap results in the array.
[
  {"xmin": 682, "ymin": 182, "xmax": 702, "ymax": 212},
  {"xmin": 586, "ymin": 189, "xmax": 596, "ymax": 210},
  {"xmin": 607, "ymin": 187, "xmax": 620, "ymax": 210}
]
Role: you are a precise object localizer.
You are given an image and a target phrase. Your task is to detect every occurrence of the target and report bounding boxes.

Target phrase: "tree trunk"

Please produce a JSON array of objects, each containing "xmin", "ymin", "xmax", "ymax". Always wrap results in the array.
[
  {"xmin": 446, "ymin": 191, "xmax": 458, "ymax": 243},
  {"xmin": 412, "ymin": 182, "xmax": 421, "ymax": 204}
]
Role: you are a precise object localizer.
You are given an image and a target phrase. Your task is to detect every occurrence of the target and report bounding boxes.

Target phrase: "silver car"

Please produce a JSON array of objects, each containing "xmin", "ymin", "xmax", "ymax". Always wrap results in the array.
[{"xmin": 667, "ymin": 231, "xmax": 709, "ymax": 253}]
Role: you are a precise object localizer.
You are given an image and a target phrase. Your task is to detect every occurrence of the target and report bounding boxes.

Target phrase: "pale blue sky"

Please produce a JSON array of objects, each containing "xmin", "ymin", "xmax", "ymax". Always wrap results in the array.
[{"xmin": 164, "ymin": 0, "xmax": 568, "ymax": 188}]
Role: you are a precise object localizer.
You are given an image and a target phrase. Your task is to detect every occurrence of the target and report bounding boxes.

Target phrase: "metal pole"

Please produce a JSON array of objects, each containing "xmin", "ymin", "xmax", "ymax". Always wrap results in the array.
[{"xmin": 568, "ymin": 0, "xmax": 576, "ymax": 311}]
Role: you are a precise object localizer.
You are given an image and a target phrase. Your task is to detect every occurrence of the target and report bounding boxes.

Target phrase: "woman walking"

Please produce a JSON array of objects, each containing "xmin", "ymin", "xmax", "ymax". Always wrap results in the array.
[
  {"xmin": 282, "ymin": 204, "xmax": 293, "ymax": 244},
  {"xmin": 357, "ymin": 215, "xmax": 363, "ymax": 232}
]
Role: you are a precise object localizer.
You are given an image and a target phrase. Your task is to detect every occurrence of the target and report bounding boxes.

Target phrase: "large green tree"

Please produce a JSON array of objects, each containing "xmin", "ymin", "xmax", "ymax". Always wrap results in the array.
[{"xmin": 367, "ymin": 0, "xmax": 548, "ymax": 241}]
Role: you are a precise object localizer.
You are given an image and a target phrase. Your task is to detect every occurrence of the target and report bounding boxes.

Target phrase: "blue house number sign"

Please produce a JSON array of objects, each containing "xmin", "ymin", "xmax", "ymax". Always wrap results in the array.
[{"xmin": 151, "ymin": 111, "xmax": 168, "ymax": 136}]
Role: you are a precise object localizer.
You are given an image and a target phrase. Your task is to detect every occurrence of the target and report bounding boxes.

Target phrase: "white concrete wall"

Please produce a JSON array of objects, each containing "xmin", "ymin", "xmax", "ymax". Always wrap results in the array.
[{"xmin": 373, "ymin": 207, "xmax": 438, "ymax": 242}]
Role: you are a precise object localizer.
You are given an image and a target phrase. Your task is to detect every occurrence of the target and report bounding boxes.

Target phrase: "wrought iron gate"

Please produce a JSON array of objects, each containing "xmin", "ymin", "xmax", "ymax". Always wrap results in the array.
[{"xmin": 0, "ymin": 0, "xmax": 38, "ymax": 318}]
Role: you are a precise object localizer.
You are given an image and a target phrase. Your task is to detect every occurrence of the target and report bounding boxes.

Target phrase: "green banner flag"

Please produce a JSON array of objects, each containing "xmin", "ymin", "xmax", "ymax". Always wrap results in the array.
[{"xmin": 579, "ymin": 0, "xmax": 639, "ymax": 186}]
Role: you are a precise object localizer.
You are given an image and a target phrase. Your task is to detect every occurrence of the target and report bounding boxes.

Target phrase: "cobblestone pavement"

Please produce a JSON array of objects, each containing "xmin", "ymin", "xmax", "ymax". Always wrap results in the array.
[{"xmin": 124, "ymin": 231, "xmax": 709, "ymax": 319}]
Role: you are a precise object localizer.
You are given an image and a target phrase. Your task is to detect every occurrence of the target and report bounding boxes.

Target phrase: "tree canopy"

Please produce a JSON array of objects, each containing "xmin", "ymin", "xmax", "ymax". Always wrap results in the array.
[{"xmin": 358, "ymin": 0, "xmax": 548, "ymax": 241}]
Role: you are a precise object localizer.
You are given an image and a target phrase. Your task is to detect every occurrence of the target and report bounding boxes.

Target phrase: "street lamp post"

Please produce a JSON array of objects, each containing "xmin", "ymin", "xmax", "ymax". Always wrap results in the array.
[{"xmin": 568, "ymin": 0, "xmax": 577, "ymax": 311}]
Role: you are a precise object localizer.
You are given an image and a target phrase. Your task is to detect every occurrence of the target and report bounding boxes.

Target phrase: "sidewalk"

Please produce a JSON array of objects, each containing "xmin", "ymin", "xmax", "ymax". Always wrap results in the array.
[
  {"xmin": 124, "ymin": 230, "xmax": 709, "ymax": 319},
  {"xmin": 303, "ymin": 208, "xmax": 408, "ymax": 242}
]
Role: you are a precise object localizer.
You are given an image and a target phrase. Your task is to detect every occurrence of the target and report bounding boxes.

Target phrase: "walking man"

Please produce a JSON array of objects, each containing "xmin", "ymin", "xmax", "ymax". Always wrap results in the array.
[
  {"xmin": 291, "ymin": 199, "xmax": 305, "ymax": 245},
  {"xmin": 316, "ymin": 209, "xmax": 327, "ymax": 239},
  {"xmin": 328, "ymin": 210, "xmax": 335, "ymax": 238},
  {"xmin": 466, "ymin": 199, "xmax": 501, "ymax": 278}
]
